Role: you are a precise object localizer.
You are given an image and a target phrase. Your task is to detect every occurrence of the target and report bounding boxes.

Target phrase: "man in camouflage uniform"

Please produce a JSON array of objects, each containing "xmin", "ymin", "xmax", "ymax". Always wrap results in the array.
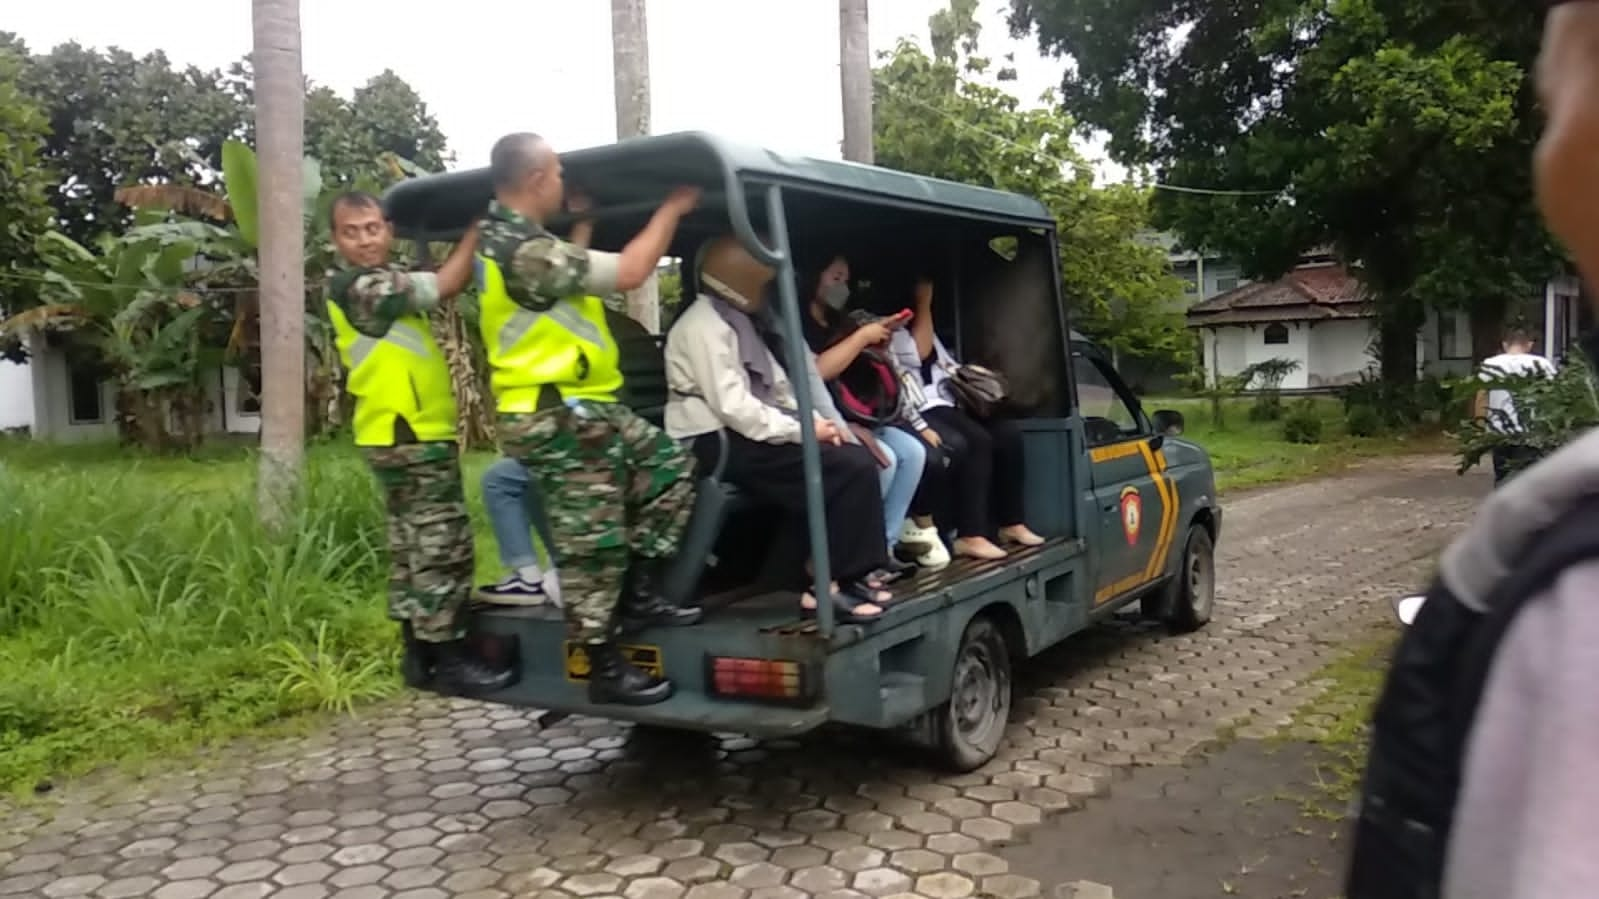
[
  {"xmin": 475, "ymin": 132, "xmax": 702, "ymax": 706},
  {"xmin": 325, "ymin": 191, "xmax": 516, "ymax": 697}
]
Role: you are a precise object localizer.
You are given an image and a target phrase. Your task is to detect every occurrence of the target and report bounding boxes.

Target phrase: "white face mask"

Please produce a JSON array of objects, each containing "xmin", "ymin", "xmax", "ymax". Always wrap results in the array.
[{"xmin": 820, "ymin": 281, "xmax": 851, "ymax": 311}]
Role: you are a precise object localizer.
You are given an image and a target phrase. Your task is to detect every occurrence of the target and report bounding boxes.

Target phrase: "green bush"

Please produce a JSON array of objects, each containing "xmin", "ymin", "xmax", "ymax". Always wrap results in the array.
[
  {"xmin": 1283, "ymin": 402, "xmax": 1324, "ymax": 444},
  {"xmin": 0, "ymin": 443, "xmax": 415, "ymax": 793},
  {"xmin": 1346, "ymin": 405, "xmax": 1384, "ymax": 438},
  {"xmin": 1248, "ymin": 394, "xmax": 1284, "ymax": 422}
]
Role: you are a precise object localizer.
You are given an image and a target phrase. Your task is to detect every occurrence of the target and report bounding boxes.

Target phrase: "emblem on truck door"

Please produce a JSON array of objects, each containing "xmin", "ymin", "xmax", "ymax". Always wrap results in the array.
[{"xmin": 1120, "ymin": 485, "xmax": 1143, "ymax": 545}]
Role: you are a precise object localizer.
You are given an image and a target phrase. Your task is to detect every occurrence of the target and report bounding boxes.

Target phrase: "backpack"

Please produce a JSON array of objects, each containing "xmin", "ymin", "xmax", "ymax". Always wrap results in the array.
[
  {"xmin": 831, "ymin": 345, "xmax": 902, "ymax": 428},
  {"xmin": 1345, "ymin": 490, "xmax": 1599, "ymax": 898}
]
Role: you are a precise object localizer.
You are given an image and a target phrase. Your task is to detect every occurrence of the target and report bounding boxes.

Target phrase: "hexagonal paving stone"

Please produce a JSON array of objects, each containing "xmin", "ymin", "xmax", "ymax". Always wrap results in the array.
[
  {"xmin": 624, "ymin": 876, "xmax": 688, "ymax": 899},
  {"xmin": 789, "ymin": 866, "xmax": 848, "ymax": 893},
  {"xmin": 851, "ymin": 867, "xmax": 913, "ymax": 897},
  {"xmin": 915, "ymin": 872, "xmax": 977, "ymax": 899},
  {"xmin": 980, "ymin": 873, "xmax": 1043, "ymax": 899},
  {"xmin": 729, "ymin": 862, "xmax": 786, "ymax": 889},
  {"xmin": 684, "ymin": 884, "xmax": 749, "ymax": 899}
]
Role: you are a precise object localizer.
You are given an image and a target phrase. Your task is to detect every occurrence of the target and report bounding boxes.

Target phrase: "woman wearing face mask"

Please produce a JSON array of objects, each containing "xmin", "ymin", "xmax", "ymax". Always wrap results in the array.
[{"xmin": 801, "ymin": 255, "xmax": 942, "ymax": 573}]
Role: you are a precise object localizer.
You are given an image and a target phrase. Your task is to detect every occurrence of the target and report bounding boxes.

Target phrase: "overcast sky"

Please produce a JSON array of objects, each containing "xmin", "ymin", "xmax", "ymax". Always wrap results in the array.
[{"xmin": 8, "ymin": 0, "xmax": 1119, "ymax": 176}]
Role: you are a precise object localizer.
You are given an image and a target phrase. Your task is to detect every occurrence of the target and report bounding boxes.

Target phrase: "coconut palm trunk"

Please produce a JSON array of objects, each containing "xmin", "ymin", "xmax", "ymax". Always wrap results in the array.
[
  {"xmin": 839, "ymin": 0, "xmax": 873, "ymax": 164},
  {"xmin": 610, "ymin": 0, "xmax": 661, "ymax": 333},
  {"xmin": 252, "ymin": 0, "xmax": 307, "ymax": 529}
]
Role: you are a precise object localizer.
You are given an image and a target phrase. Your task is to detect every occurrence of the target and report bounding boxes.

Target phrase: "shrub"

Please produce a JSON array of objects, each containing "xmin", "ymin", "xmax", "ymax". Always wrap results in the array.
[
  {"xmin": 1283, "ymin": 401, "xmax": 1324, "ymax": 444},
  {"xmin": 1346, "ymin": 405, "xmax": 1384, "ymax": 438},
  {"xmin": 1248, "ymin": 394, "xmax": 1284, "ymax": 422}
]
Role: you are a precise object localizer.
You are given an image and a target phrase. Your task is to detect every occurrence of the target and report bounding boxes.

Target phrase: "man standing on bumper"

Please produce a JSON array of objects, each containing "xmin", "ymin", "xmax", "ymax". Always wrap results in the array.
[
  {"xmin": 325, "ymin": 191, "xmax": 514, "ymax": 697},
  {"xmin": 478, "ymin": 132, "xmax": 702, "ymax": 706}
]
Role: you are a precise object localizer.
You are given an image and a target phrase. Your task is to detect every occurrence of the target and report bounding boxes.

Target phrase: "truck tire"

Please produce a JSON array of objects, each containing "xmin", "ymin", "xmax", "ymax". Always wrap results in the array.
[
  {"xmin": 932, "ymin": 616, "xmax": 1013, "ymax": 772},
  {"xmin": 1145, "ymin": 524, "xmax": 1215, "ymax": 634}
]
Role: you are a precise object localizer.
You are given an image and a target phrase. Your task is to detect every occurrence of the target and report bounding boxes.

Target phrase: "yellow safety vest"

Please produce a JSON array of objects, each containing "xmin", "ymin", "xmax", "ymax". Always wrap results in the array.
[
  {"xmin": 325, "ymin": 299, "xmax": 459, "ymax": 447},
  {"xmin": 476, "ymin": 254, "xmax": 623, "ymax": 411}
]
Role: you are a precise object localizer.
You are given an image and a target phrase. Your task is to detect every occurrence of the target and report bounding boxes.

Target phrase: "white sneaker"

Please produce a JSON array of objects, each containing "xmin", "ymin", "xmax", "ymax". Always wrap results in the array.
[{"xmin": 899, "ymin": 521, "xmax": 951, "ymax": 571}]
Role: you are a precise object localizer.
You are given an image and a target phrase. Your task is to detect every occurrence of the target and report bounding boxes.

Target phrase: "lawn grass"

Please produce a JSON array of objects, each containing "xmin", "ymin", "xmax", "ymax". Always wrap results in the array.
[
  {"xmin": 0, "ymin": 397, "xmax": 1446, "ymax": 796},
  {"xmin": 1278, "ymin": 631, "xmax": 1398, "ymax": 819},
  {"xmin": 1149, "ymin": 395, "xmax": 1452, "ymax": 493}
]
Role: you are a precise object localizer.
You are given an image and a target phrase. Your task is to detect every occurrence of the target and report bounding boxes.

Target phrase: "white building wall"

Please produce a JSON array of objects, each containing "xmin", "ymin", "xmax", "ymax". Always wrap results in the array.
[
  {"xmin": 1306, "ymin": 320, "xmax": 1377, "ymax": 387},
  {"xmin": 1241, "ymin": 322, "xmax": 1311, "ymax": 390},
  {"xmin": 0, "ymin": 359, "xmax": 33, "ymax": 431}
]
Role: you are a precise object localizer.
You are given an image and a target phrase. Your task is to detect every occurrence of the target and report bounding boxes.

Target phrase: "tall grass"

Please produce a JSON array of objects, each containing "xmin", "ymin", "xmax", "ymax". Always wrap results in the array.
[{"xmin": 0, "ymin": 442, "xmax": 411, "ymax": 794}]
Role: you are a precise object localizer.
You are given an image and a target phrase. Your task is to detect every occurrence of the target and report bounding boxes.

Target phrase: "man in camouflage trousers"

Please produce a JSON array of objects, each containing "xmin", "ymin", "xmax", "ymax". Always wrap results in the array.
[
  {"xmin": 475, "ymin": 132, "xmax": 702, "ymax": 706},
  {"xmin": 325, "ymin": 191, "xmax": 516, "ymax": 697}
]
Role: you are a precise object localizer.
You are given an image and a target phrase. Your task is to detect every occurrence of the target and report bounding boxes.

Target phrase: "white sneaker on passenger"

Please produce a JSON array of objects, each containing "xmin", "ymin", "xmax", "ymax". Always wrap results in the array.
[{"xmin": 899, "ymin": 521, "xmax": 951, "ymax": 571}]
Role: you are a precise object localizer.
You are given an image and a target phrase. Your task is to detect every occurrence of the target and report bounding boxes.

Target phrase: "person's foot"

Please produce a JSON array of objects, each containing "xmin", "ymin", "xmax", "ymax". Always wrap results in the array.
[
  {"xmin": 955, "ymin": 536, "xmax": 1008, "ymax": 561},
  {"xmin": 896, "ymin": 519, "xmax": 935, "ymax": 556},
  {"xmin": 899, "ymin": 521, "xmax": 952, "ymax": 571},
  {"xmin": 477, "ymin": 571, "xmax": 548, "ymax": 605},
  {"xmin": 587, "ymin": 642, "xmax": 674, "ymax": 705},
  {"xmin": 1000, "ymin": 524, "xmax": 1045, "ymax": 547},
  {"xmin": 800, "ymin": 585, "xmax": 884, "ymax": 623},
  {"xmin": 431, "ymin": 639, "xmax": 519, "ymax": 696}
]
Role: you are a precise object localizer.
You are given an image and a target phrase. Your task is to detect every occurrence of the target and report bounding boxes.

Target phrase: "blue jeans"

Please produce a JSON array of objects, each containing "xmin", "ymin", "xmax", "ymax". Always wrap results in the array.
[
  {"xmin": 873, "ymin": 426, "xmax": 926, "ymax": 547},
  {"xmin": 481, "ymin": 457, "xmax": 553, "ymax": 570}
]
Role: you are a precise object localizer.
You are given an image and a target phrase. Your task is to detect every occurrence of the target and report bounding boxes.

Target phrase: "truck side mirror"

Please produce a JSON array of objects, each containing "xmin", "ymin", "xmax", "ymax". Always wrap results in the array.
[{"xmin": 1152, "ymin": 409, "xmax": 1185, "ymax": 436}]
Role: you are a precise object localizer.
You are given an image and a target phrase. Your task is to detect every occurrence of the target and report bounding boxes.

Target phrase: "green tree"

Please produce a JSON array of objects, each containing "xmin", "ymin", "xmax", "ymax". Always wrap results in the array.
[
  {"xmin": 0, "ymin": 42, "xmax": 54, "ymax": 355},
  {"xmin": 6, "ymin": 36, "xmax": 248, "ymax": 248},
  {"xmin": 873, "ymin": 2, "xmax": 1188, "ymax": 366},
  {"xmin": 1007, "ymin": 0, "xmax": 1557, "ymax": 380}
]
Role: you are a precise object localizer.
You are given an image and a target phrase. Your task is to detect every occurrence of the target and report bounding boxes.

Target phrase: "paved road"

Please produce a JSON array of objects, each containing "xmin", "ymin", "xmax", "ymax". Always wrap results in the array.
[{"xmin": 0, "ymin": 456, "xmax": 1485, "ymax": 899}]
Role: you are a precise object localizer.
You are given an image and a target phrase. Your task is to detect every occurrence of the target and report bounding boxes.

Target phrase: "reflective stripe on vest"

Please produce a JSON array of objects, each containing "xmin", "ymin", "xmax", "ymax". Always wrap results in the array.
[
  {"xmin": 325, "ymin": 299, "xmax": 459, "ymax": 447},
  {"xmin": 476, "ymin": 253, "xmax": 623, "ymax": 411}
]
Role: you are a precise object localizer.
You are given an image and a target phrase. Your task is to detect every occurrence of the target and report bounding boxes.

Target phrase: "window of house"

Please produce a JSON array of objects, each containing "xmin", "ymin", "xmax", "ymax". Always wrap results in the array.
[
  {"xmin": 1072, "ymin": 353, "xmax": 1141, "ymax": 445},
  {"xmin": 67, "ymin": 363, "xmax": 103, "ymax": 424},
  {"xmin": 1437, "ymin": 310, "xmax": 1472, "ymax": 360},
  {"xmin": 1215, "ymin": 276, "xmax": 1240, "ymax": 293},
  {"xmin": 1264, "ymin": 323, "xmax": 1290, "ymax": 345},
  {"xmin": 1183, "ymin": 277, "xmax": 1199, "ymax": 295}
]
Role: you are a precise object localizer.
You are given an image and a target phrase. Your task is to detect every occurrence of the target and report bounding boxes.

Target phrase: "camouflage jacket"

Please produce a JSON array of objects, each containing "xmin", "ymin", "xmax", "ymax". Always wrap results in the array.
[
  {"xmin": 478, "ymin": 201, "xmax": 620, "ymax": 313},
  {"xmin": 326, "ymin": 263, "xmax": 441, "ymax": 338}
]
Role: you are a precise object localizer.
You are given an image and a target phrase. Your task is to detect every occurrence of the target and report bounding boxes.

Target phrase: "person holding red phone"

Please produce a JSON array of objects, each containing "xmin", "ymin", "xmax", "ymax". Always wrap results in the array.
[{"xmin": 800, "ymin": 255, "xmax": 945, "ymax": 573}]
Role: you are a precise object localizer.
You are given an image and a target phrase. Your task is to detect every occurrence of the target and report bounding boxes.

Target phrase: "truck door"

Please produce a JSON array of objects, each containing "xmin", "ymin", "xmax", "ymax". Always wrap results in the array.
[{"xmin": 1071, "ymin": 349, "xmax": 1175, "ymax": 607}]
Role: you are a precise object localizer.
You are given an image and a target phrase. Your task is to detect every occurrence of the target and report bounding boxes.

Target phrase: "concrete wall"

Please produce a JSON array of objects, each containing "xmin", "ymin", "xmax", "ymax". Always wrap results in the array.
[
  {"xmin": 1306, "ymin": 319, "xmax": 1376, "ymax": 387},
  {"xmin": 1201, "ymin": 319, "xmax": 1379, "ymax": 390},
  {"xmin": 0, "ymin": 358, "xmax": 32, "ymax": 431},
  {"xmin": 21, "ymin": 336, "xmax": 261, "ymax": 442}
]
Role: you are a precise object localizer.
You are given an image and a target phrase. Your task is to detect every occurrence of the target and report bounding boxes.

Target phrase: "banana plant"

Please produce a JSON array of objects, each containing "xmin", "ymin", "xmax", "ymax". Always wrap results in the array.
[{"xmin": 0, "ymin": 230, "xmax": 221, "ymax": 450}]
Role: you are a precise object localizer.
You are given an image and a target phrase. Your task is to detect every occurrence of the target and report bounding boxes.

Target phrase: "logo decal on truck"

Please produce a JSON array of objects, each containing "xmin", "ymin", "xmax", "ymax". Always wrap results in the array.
[{"xmin": 1120, "ymin": 485, "xmax": 1142, "ymax": 545}]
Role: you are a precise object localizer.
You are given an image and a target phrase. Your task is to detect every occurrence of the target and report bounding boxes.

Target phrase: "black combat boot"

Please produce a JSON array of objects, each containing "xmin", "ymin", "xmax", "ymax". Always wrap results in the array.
[
  {"xmin": 618, "ymin": 559, "xmax": 704, "ymax": 633},
  {"xmin": 430, "ymin": 639, "xmax": 518, "ymax": 697},
  {"xmin": 587, "ymin": 641, "xmax": 674, "ymax": 705},
  {"xmin": 399, "ymin": 623, "xmax": 435, "ymax": 688}
]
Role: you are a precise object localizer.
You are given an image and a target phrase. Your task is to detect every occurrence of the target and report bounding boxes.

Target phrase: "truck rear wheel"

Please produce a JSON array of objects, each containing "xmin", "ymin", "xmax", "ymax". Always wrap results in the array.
[
  {"xmin": 1144, "ymin": 524, "xmax": 1214, "ymax": 634},
  {"xmin": 932, "ymin": 616, "xmax": 1012, "ymax": 772}
]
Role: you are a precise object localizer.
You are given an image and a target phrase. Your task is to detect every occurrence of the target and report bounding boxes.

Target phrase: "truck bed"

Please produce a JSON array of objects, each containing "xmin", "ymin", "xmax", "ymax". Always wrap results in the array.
[{"xmin": 456, "ymin": 537, "xmax": 1087, "ymax": 736}]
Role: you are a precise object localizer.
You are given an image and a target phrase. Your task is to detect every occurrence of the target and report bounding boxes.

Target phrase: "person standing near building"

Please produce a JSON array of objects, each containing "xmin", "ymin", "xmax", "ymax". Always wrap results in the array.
[{"xmin": 1472, "ymin": 328, "xmax": 1557, "ymax": 485}]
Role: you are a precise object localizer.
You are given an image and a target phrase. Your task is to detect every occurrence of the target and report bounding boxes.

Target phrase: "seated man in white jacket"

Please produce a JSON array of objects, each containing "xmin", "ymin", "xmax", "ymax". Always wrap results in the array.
[{"xmin": 663, "ymin": 234, "xmax": 898, "ymax": 622}]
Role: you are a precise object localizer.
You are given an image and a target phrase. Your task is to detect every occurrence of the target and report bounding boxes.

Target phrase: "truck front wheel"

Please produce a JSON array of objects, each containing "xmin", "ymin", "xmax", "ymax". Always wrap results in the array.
[
  {"xmin": 1144, "ymin": 524, "xmax": 1215, "ymax": 634},
  {"xmin": 932, "ymin": 616, "xmax": 1013, "ymax": 772}
]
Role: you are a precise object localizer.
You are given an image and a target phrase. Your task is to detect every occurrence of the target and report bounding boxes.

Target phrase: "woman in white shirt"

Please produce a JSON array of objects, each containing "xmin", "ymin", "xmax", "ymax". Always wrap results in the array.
[{"xmin": 663, "ymin": 236, "xmax": 897, "ymax": 622}]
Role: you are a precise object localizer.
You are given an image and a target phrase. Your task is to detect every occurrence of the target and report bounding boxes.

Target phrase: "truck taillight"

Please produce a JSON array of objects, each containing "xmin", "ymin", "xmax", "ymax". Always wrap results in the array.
[{"xmin": 706, "ymin": 656, "xmax": 815, "ymax": 704}]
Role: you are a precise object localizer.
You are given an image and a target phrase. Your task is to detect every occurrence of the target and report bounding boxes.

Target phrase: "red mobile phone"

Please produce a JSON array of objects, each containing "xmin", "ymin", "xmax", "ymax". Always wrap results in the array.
[{"xmin": 888, "ymin": 308, "xmax": 914, "ymax": 329}]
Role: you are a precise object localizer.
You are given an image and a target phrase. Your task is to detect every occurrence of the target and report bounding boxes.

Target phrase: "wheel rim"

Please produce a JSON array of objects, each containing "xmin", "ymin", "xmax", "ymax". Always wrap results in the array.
[
  {"xmin": 1188, "ymin": 541, "xmax": 1215, "ymax": 619},
  {"xmin": 950, "ymin": 640, "xmax": 1006, "ymax": 748}
]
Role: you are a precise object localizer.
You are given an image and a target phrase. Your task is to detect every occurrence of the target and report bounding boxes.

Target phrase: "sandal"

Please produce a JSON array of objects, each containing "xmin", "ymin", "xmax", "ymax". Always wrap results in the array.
[
  {"xmin": 800, "ymin": 589, "xmax": 884, "ymax": 624},
  {"xmin": 841, "ymin": 578, "xmax": 895, "ymax": 606},
  {"xmin": 1000, "ymin": 525, "xmax": 1045, "ymax": 548}
]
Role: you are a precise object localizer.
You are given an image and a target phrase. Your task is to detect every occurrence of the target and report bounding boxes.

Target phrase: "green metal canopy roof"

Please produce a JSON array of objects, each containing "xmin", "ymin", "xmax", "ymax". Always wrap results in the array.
[{"xmin": 382, "ymin": 130, "xmax": 1056, "ymax": 242}]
